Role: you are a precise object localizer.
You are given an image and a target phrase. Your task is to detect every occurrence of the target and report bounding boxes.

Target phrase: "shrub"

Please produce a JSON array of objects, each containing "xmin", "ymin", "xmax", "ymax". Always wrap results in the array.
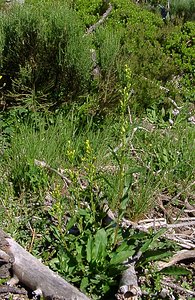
[
  {"xmin": 0, "ymin": 1, "xmax": 93, "ymax": 108},
  {"xmin": 171, "ymin": 0, "xmax": 195, "ymax": 21}
]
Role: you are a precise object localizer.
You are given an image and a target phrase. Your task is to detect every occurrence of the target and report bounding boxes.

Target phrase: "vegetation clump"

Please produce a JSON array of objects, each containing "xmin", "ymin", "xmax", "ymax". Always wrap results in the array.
[{"xmin": 0, "ymin": 0, "xmax": 194, "ymax": 299}]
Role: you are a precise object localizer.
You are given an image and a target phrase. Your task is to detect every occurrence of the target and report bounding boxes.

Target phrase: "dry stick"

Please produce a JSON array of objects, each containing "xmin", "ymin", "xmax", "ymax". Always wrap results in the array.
[
  {"xmin": 140, "ymin": 216, "xmax": 195, "ymax": 222},
  {"xmin": 184, "ymin": 199, "xmax": 195, "ymax": 217},
  {"xmin": 158, "ymin": 249, "xmax": 195, "ymax": 270},
  {"xmin": 170, "ymin": 181, "xmax": 195, "ymax": 204},
  {"xmin": 34, "ymin": 159, "xmax": 71, "ymax": 188},
  {"xmin": 137, "ymin": 216, "xmax": 195, "ymax": 226},
  {"xmin": 161, "ymin": 280, "xmax": 195, "ymax": 297},
  {"xmin": 85, "ymin": 3, "xmax": 113, "ymax": 35},
  {"xmin": 137, "ymin": 220, "xmax": 195, "ymax": 230},
  {"xmin": 164, "ymin": 220, "xmax": 195, "ymax": 229},
  {"xmin": 142, "ymin": 76, "xmax": 182, "ymax": 110},
  {"xmin": 164, "ymin": 235, "xmax": 195, "ymax": 249},
  {"xmin": 105, "ymin": 126, "xmax": 149, "ymax": 158}
]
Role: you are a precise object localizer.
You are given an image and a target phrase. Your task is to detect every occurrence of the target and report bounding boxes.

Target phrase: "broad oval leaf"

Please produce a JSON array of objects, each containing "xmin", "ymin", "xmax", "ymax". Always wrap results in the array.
[
  {"xmin": 86, "ymin": 235, "xmax": 93, "ymax": 263},
  {"xmin": 160, "ymin": 266, "xmax": 191, "ymax": 276},
  {"xmin": 110, "ymin": 249, "xmax": 135, "ymax": 265},
  {"xmin": 92, "ymin": 228, "xmax": 108, "ymax": 262}
]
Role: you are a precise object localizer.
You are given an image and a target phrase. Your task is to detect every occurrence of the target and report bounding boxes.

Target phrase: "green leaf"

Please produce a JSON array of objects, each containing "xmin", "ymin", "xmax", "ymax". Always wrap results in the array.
[
  {"xmin": 98, "ymin": 175, "xmax": 114, "ymax": 189},
  {"xmin": 92, "ymin": 228, "xmax": 108, "ymax": 262},
  {"xmin": 66, "ymin": 216, "xmax": 77, "ymax": 231},
  {"xmin": 140, "ymin": 228, "xmax": 167, "ymax": 253},
  {"xmin": 49, "ymin": 257, "xmax": 59, "ymax": 269},
  {"xmin": 75, "ymin": 243, "xmax": 83, "ymax": 263},
  {"xmin": 142, "ymin": 249, "xmax": 173, "ymax": 264},
  {"xmin": 140, "ymin": 238, "xmax": 153, "ymax": 253},
  {"xmin": 110, "ymin": 249, "xmax": 135, "ymax": 265},
  {"xmin": 160, "ymin": 266, "xmax": 191, "ymax": 276},
  {"xmin": 78, "ymin": 208, "xmax": 89, "ymax": 216},
  {"xmin": 80, "ymin": 277, "xmax": 89, "ymax": 291},
  {"xmin": 108, "ymin": 145, "xmax": 121, "ymax": 166},
  {"xmin": 152, "ymin": 227, "xmax": 167, "ymax": 240},
  {"xmin": 86, "ymin": 235, "xmax": 93, "ymax": 263},
  {"xmin": 116, "ymin": 241, "xmax": 129, "ymax": 253}
]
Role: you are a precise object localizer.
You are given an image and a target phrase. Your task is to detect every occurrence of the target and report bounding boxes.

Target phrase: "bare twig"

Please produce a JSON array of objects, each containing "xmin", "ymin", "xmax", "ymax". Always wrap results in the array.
[
  {"xmin": 105, "ymin": 126, "xmax": 149, "ymax": 158},
  {"xmin": 128, "ymin": 106, "xmax": 133, "ymax": 125},
  {"xmin": 161, "ymin": 280, "xmax": 195, "ymax": 297},
  {"xmin": 137, "ymin": 220, "xmax": 195, "ymax": 230},
  {"xmin": 164, "ymin": 234, "xmax": 195, "ymax": 249},
  {"xmin": 142, "ymin": 76, "xmax": 182, "ymax": 110},
  {"xmin": 170, "ymin": 181, "xmax": 195, "ymax": 203},
  {"xmin": 85, "ymin": 3, "xmax": 113, "ymax": 35},
  {"xmin": 34, "ymin": 159, "xmax": 71, "ymax": 188},
  {"xmin": 158, "ymin": 249, "xmax": 195, "ymax": 270},
  {"xmin": 138, "ymin": 216, "xmax": 195, "ymax": 224},
  {"xmin": 165, "ymin": 220, "xmax": 195, "ymax": 229},
  {"xmin": 184, "ymin": 199, "xmax": 195, "ymax": 217}
]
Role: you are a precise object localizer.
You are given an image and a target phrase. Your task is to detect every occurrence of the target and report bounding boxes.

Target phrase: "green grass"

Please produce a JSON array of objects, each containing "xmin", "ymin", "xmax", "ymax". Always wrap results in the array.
[
  {"xmin": 0, "ymin": 0, "xmax": 194, "ymax": 298},
  {"xmin": 1, "ymin": 104, "xmax": 194, "ymax": 227},
  {"xmin": 0, "ymin": 106, "xmax": 194, "ymax": 298}
]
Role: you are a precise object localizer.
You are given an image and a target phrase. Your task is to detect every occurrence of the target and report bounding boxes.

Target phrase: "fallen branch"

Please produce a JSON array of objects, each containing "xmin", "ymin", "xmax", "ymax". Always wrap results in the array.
[
  {"xmin": 158, "ymin": 249, "xmax": 195, "ymax": 270},
  {"xmin": 135, "ymin": 220, "xmax": 195, "ymax": 230},
  {"xmin": 142, "ymin": 76, "xmax": 182, "ymax": 110},
  {"xmin": 164, "ymin": 234, "xmax": 195, "ymax": 249},
  {"xmin": 184, "ymin": 199, "xmax": 195, "ymax": 217},
  {"xmin": 85, "ymin": 3, "xmax": 113, "ymax": 35},
  {"xmin": 0, "ymin": 229, "xmax": 91, "ymax": 300},
  {"xmin": 116, "ymin": 265, "xmax": 141, "ymax": 300},
  {"xmin": 34, "ymin": 159, "xmax": 71, "ymax": 188},
  {"xmin": 169, "ymin": 181, "xmax": 195, "ymax": 204},
  {"xmin": 161, "ymin": 280, "xmax": 195, "ymax": 297},
  {"xmin": 105, "ymin": 126, "xmax": 149, "ymax": 159}
]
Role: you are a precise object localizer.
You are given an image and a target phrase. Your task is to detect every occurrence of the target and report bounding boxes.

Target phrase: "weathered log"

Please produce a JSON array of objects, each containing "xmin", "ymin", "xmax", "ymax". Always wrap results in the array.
[
  {"xmin": 115, "ymin": 264, "xmax": 141, "ymax": 300},
  {"xmin": 0, "ymin": 229, "xmax": 91, "ymax": 300}
]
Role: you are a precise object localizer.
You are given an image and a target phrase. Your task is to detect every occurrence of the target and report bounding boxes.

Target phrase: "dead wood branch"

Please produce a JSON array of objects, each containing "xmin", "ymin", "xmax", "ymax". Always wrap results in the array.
[
  {"xmin": 158, "ymin": 249, "xmax": 195, "ymax": 270},
  {"xmin": 0, "ymin": 285, "xmax": 27, "ymax": 295},
  {"xmin": 170, "ymin": 181, "xmax": 195, "ymax": 204},
  {"xmin": 184, "ymin": 199, "xmax": 195, "ymax": 217},
  {"xmin": 85, "ymin": 3, "xmax": 113, "ymax": 35},
  {"xmin": 161, "ymin": 280, "xmax": 195, "ymax": 297},
  {"xmin": 0, "ymin": 229, "xmax": 91, "ymax": 300},
  {"xmin": 34, "ymin": 159, "xmax": 71, "ymax": 188},
  {"xmin": 105, "ymin": 127, "xmax": 149, "ymax": 159},
  {"xmin": 164, "ymin": 235, "xmax": 195, "ymax": 249},
  {"xmin": 116, "ymin": 265, "xmax": 141, "ymax": 300},
  {"xmin": 142, "ymin": 76, "xmax": 182, "ymax": 110}
]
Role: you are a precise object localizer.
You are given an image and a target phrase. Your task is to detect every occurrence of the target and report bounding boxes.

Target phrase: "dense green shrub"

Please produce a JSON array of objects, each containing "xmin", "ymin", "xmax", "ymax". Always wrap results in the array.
[
  {"xmin": 0, "ymin": 1, "xmax": 93, "ymax": 107},
  {"xmin": 171, "ymin": 0, "xmax": 195, "ymax": 21},
  {"xmin": 0, "ymin": 0, "xmax": 194, "ymax": 113},
  {"xmin": 163, "ymin": 21, "xmax": 195, "ymax": 101},
  {"xmin": 72, "ymin": 0, "xmax": 103, "ymax": 26}
]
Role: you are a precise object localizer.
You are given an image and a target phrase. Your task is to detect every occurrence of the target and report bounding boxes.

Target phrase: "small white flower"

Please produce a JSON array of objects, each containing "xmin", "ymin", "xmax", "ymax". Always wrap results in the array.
[
  {"xmin": 169, "ymin": 119, "xmax": 174, "ymax": 125},
  {"xmin": 172, "ymin": 109, "xmax": 180, "ymax": 116}
]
